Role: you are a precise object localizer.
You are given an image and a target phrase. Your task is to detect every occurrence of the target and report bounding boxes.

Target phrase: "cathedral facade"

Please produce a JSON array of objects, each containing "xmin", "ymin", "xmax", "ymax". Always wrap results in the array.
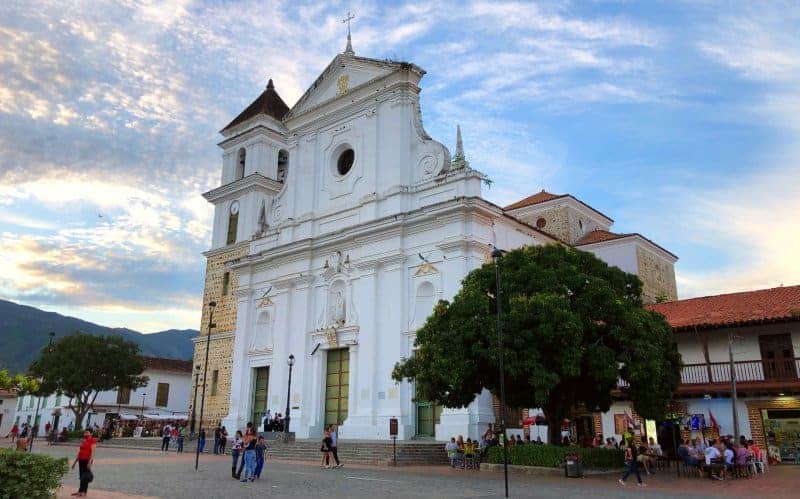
[{"xmin": 190, "ymin": 43, "xmax": 677, "ymax": 441}]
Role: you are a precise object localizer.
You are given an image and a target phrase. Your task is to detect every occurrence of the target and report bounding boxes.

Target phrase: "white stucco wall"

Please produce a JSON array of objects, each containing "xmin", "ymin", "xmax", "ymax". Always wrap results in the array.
[
  {"xmin": 13, "ymin": 368, "xmax": 191, "ymax": 436},
  {"xmin": 0, "ymin": 394, "xmax": 17, "ymax": 436}
]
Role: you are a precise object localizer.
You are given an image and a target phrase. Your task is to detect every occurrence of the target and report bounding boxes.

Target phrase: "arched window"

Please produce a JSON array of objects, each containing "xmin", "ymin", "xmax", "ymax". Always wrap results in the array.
[
  {"xmin": 235, "ymin": 148, "xmax": 246, "ymax": 180},
  {"xmin": 413, "ymin": 281, "xmax": 436, "ymax": 329},
  {"xmin": 277, "ymin": 149, "xmax": 289, "ymax": 183}
]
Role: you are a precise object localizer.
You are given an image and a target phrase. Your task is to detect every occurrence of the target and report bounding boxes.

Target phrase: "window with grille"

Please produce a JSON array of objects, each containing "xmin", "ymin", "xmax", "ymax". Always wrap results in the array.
[
  {"xmin": 211, "ymin": 370, "xmax": 219, "ymax": 396},
  {"xmin": 117, "ymin": 387, "xmax": 131, "ymax": 405},
  {"xmin": 156, "ymin": 383, "xmax": 170, "ymax": 407},
  {"xmin": 227, "ymin": 213, "xmax": 238, "ymax": 245}
]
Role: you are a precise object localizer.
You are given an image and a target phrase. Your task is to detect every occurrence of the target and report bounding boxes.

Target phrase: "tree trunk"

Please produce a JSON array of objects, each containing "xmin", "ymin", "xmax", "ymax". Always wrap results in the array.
[
  {"xmin": 72, "ymin": 406, "xmax": 87, "ymax": 431},
  {"xmin": 545, "ymin": 402, "xmax": 568, "ymax": 446}
]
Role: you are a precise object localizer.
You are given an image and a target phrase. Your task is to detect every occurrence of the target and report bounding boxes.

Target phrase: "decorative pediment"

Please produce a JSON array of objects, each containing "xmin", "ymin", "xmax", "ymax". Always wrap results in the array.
[
  {"xmin": 286, "ymin": 55, "xmax": 412, "ymax": 119},
  {"xmin": 414, "ymin": 262, "xmax": 439, "ymax": 276}
]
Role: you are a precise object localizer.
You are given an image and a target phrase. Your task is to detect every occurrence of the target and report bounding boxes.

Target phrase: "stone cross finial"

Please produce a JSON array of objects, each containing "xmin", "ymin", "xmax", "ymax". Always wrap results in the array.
[{"xmin": 342, "ymin": 11, "xmax": 355, "ymax": 55}]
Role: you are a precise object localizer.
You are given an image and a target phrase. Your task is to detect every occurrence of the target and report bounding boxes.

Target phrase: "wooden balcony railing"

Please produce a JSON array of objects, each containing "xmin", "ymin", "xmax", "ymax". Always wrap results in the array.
[{"xmin": 680, "ymin": 358, "xmax": 800, "ymax": 385}]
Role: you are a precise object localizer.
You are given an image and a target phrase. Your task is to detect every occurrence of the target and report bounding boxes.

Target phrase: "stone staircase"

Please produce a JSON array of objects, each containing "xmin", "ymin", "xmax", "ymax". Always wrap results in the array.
[
  {"xmin": 64, "ymin": 437, "xmax": 447, "ymax": 466},
  {"xmin": 265, "ymin": 439, "xmax": 447, "ymax": 466}
]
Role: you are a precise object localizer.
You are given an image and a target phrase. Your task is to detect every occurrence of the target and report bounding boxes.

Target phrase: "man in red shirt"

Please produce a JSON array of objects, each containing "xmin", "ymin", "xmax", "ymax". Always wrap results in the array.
[{"xmin": 71, "ymin": 430, "xmax": 96, "ymax": 497}]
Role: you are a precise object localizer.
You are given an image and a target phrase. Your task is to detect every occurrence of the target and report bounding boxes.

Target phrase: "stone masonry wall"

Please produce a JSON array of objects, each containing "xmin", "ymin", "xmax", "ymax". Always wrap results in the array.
[
  {"xmin": 745, "ymin": 398, "xmax": 800, "ymax": 450},
  {"xmin": 636, "ymin": 246, "xmax": 678, "ymax": 303},
  {"xmin": 189, "ymin": 243, "xmax": 249, "ymax": 427},
  {"xmin": 190, "ymin": 334, "xmax": 235, "ymax": 428}
]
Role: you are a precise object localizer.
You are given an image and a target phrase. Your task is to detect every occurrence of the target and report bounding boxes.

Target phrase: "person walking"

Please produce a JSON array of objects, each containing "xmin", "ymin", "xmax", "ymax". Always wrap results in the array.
[
  {"xmin": 176, "ymin": 425, "xmax": 185, "ymax": 453},
  {"xmin": 213, "ymin": 425, "xmax": 221, "ymax": 454},
  {"xmin": 197, "ymin": 428, "xmax": 206, "ymax": 454},
  {"xmin": 70, "ymin": 430, "xmax": 96, "ymax": 497},
  {"xmin": 240, "ymin": 436, "xmax": 257, "ymax": 482},
  {"xmin": 619, "ymin": 440, "xmax": 645, "ymax": 487},
  {"xmin": 320, "ymin": 430, "xmax": 333, "ymax": 469},
  {"xmin": 161, "ymin": 423, "xmax": 171, "ymax": 452},
  {"xmin": 328, "ymin": 425, "xmax": 342, "ymax": 468},
  {"xmin": 236, "ymin": 426, "xmax": 255, "ymax": 478},
  {"xmin": 9, "ymin": 423, "xmax": 18, "ymax": 442},
  {"xmin": 254, "ymin": 436, "xmax": 267, "ymax": 479},
  {"xmin": 231, "ymin": 431, "xmax": 244, "ymax": 479}
]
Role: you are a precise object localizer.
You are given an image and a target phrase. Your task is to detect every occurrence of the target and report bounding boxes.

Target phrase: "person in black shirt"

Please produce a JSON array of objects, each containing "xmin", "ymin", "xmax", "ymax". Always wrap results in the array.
[{"xmin": 213, "ymin": 425, "xmax": 221, "ymax": 454}]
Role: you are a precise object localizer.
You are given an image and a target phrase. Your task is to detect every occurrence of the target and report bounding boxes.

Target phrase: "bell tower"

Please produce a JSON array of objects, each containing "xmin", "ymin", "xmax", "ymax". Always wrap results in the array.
[{"xmin": 189, "ymin": 78, "xmax": 292, "ymax": 428}]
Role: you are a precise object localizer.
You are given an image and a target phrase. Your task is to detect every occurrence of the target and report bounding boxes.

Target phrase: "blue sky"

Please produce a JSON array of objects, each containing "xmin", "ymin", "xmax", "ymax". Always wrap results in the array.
[{"xmin": 1, "ymin": 0, "xmax": 798, "ymax": 332}]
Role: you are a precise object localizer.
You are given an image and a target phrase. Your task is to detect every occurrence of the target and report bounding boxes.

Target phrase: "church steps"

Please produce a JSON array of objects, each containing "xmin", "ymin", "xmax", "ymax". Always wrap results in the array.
[{"xmin": 62, "ymin": 437, "xmax": 448, "ymax": 465}]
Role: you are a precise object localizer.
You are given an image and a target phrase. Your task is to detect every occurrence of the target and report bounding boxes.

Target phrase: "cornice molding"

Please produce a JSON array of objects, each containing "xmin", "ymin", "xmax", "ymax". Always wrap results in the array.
[
  {"xmin": 191, "ymin": 331, "xmax": 236, "ymax": 344},
  {"xmin": 203, "ymin": 173, "xmax": 282, "ymax": 204}
]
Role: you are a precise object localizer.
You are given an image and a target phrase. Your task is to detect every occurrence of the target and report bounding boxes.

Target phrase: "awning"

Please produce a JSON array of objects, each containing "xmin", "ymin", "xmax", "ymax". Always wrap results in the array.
[{"xmin": 142, "ymin": 414, "xmax": 188, "ymax": 420}]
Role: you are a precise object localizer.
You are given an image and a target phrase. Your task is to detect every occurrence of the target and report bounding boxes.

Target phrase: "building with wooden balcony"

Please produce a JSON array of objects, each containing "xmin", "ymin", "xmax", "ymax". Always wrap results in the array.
[{"xmin": 648, "ymin": 285, "xmax": 800, "ymax": 462}]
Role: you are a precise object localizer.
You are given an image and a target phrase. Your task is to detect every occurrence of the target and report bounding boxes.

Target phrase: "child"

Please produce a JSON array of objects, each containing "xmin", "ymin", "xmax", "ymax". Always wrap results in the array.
[{"xmin": 254, "ymin": 436, "xmax": 267, "ymax": 479}]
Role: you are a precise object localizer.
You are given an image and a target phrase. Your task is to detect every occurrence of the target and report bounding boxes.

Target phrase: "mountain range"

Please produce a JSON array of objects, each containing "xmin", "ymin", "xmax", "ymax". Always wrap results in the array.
[{"xmin": 0, "ymin": 299, "xmax": 198, "ymax": 374}]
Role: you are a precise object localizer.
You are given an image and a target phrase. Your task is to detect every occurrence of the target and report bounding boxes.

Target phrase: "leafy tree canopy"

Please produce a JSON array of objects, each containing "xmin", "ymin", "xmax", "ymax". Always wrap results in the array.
[
  {"xmin": 0, "ymin": 369, "xmax": 38, "ymax": 395},
  {"xmin": 29, "ymin": 332, "xmax": 148, "ymax": 430},
  {"xmin": 392, "ymin": 244, "xmax": 681, "ymax": 444}
]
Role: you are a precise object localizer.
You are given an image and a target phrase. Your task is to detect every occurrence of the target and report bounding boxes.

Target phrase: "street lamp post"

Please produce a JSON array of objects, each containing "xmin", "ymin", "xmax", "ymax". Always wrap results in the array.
[
  {"xmin": 195, "ymin": 300, "xmax": 216, "ymax": 471},
  {"xmin": 492, "ymin": 248, "xmax": 509, "ymax": 498},
  {"xmin": 190, "ymin": 365, "xmax": 201, "ymax": 435},
  {"xmin": 140, "ymin": 393, "xmax": 147, "ymax": 417},
  {"xmin": 284, "ymin": 355, "xmax": 295, "ymax": 434},
  {"xmin": 29, "ymin": 331, "xmax": 55, "ymax": 452}
]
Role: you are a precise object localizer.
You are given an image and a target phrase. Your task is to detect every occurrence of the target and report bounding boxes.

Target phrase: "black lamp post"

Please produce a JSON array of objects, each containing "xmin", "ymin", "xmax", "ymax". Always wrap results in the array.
[
  {"xmin": 190, "ymin": 365, "xmax": 201, "ymax": 435},
  {"xmin": 195, "ymin": 300, "xmax": 216, "ymax": 471},
  {"xmin": 29, "ymin": 331, "xmax": 55, "ymax": 452},
  {"xmin": 284, "ymin": 354, "xmax": 295, "ymax": 434},
  {"xmin": 492, "ymin": 248, "xmax": 509, "ymax": 498},
  {"xmin": 140, "ymin": 393, "xmax": 147, "ymax": 417}
]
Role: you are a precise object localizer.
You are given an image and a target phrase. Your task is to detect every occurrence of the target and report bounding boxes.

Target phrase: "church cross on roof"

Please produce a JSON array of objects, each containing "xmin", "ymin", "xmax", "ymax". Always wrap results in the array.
[{"xmin": 342, "ymin": 11, "xmax": 355, "ymax": 56}]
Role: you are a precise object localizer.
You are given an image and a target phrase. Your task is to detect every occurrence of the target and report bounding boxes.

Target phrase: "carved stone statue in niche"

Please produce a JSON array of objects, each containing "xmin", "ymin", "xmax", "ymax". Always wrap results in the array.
[{"xmin": 328, "ymin": 289, "xmax": 346, "ymax": 326}]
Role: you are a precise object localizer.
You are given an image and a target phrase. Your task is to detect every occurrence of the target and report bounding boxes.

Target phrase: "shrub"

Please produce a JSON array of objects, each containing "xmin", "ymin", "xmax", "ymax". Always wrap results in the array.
[
  {"xmin": 0, "ymin": 449, "xmax": 69, "ymax": 499},
  {"xmin": 65, "ymin": 430, "xmax": 98, "ymax": 440},
  {"xmin": 486, "ymin": 444, "xmax": 624, "ymax": 469}
]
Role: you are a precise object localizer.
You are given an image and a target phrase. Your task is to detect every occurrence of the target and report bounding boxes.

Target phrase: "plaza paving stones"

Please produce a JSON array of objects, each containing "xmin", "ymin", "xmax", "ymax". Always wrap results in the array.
[{"xmin": 4, "ymin": 440, "xmax": 798, "ymax": 498}]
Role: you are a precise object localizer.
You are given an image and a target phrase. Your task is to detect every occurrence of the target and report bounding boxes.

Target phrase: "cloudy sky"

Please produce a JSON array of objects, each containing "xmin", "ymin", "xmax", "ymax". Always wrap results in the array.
[{"xmin": 1, "ymin": 0, "xmax": 798, "ymax": 333}]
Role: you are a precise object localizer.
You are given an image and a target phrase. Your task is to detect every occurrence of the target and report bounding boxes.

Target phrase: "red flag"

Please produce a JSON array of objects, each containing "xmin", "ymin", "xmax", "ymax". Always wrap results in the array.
[{"xmin": 708, "ymin": 410, "xmax": 720, "ymax": 433}]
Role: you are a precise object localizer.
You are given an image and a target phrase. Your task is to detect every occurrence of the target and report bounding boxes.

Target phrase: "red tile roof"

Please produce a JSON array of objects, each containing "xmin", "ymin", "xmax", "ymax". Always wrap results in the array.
[
  {"xmin": 503, "ymin": 190, "xmax": 566, "ymax": 211},
  {"xmin": 222, "ymin": 79, "xmax": 290, "ymax": 132},
  {"xmin": 142, "ymin": 357, "xmax": 193, "ymax": 374},
  {"xmin": 576, "ymin": 229, "xmax": 628, "ymax": 245},
  {"xmin": 647, "ymin": 285, "xmax": 800, "ymax": 331}
]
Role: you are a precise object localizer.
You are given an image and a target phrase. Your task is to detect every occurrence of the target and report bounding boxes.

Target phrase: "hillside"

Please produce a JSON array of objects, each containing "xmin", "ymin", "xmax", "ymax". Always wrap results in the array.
[{"xmin": 0, "ymin": 299, "xmax": 198, "ymax": 373}]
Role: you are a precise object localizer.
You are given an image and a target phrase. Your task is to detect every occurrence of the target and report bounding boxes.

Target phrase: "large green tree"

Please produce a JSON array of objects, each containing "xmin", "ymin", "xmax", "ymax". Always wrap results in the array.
[
  {"xmin": 0, "ymin": 369, "xmax": 38, "ymax": 394},
  {"xmin": 393, "ymin": 244, "xmax": 681, "ymax": 444},
  {"xmin": 29, "ymin": 333, "xmax": 148, "ymax": 429}
]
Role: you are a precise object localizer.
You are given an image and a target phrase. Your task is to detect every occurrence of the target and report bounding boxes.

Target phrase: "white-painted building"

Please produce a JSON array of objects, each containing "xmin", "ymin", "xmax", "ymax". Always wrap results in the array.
[
  {"xmin": 205, "ymin": 39, "xmax": 676, "ymax": 442},
  {"xmin": 0, "ymin": 390, "xmax": 18, "ymax": 437},
  {"xmin": 14, "ymin": 357, "xmax": 192, "ymax": 436}
]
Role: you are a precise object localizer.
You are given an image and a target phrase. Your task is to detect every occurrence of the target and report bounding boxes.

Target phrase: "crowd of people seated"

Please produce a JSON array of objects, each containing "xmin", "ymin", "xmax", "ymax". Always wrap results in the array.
[
  {"xmin": 676, "ymin": 435, "xmax": 765, "ymax": 480},
  {"xmin": 444, "ymin": 424, "xmax": 552, "ymax": 469}
]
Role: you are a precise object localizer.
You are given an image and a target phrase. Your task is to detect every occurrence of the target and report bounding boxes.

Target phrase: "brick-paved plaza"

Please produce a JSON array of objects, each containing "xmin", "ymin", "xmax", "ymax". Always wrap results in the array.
[{"xmin": 5, "ymin": 439, "xmax": 797, "ymax": 499}]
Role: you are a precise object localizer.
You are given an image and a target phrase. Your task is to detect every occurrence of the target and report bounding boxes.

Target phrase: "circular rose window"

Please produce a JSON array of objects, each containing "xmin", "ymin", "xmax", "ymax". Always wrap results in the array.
[
  {"xmin": 337, "ymin": 149, "xmax": 355, "ymax": 176},
  {"xmin": 536, "ymin": 217, "xmax": 547, "ymax": 229}
]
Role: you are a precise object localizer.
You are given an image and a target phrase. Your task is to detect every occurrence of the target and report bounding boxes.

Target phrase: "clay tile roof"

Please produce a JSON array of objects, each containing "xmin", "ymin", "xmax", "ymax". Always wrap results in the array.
[
  {"xmin": 503, "ymin": 190, "xmax": 566, "ymax": 211},
  {"xmin": 575, "ymin": 229, "xmax": 628, "ymax": 245},
  {"xmin": 142, "ymin": 357, "xmax": 193, "ymax": 374},
  {"xmin": 647, "ymin": 285, "xmax": 800, "ymax": 331},
  {"xmin": 221, "ymin": 79, "xmax": 290, "ymax": 132}
]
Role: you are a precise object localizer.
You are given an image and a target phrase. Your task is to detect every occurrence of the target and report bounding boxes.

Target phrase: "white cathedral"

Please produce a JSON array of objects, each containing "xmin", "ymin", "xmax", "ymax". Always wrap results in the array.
[{"xmin": 195, "ymin": 37, "xmax": 678, "ymax": 442}]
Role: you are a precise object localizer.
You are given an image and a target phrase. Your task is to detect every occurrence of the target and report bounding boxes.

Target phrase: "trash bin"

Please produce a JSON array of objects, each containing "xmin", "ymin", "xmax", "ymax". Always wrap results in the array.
[{"xmin": 565, "ymin": 458, "xmax": 583, "ymax": 478}]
